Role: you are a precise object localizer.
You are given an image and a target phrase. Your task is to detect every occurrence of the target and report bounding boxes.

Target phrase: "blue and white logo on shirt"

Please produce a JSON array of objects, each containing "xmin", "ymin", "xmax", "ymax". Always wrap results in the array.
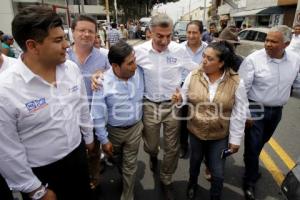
[
  {"xmin": 166, "ymin": 56, "xmax": 177, "ymax": 64},
  {"xmin": 25, "ymin": 98, "xmax": 48, "ymax": 112}
]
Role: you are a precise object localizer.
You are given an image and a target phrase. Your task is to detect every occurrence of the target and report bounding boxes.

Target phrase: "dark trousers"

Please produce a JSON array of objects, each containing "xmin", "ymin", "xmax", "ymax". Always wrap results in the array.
[
  {"xmin": 189, "ymin": 134, "xmax": 228, "ymax": 197},
  {"xmin": 180, "ymin": 105, "xmax": 189, "ymax": 150},
  {"xmin": 22, "ymin": 141, "xmax": 93, "ymax": 200},
  {"xmin": 243, "ymin": 103, "xmax": 283, "ymax": 187},
  {"xmin": 0, "ymin": 174, "xmax": 13, "ymax": 200}
]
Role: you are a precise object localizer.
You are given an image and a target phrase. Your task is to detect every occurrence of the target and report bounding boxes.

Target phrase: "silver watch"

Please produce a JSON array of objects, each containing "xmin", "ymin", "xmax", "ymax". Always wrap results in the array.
[{"xmin": 31, "ymin": 184, "xmax": 47, "ymax": 200}]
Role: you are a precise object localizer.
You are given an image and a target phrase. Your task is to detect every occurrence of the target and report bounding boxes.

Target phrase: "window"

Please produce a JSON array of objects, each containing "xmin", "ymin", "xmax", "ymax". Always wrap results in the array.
[
  {"xmin": 256, "ymin": 32, "xmax": 267, "ymax": 42},
  {"xmin": 238, "ymin": 30, "xmax": 248, "ymax": 40},
  {"xmin": 245, "ymin": 31, "xmax": 257, "ymax": 41}
]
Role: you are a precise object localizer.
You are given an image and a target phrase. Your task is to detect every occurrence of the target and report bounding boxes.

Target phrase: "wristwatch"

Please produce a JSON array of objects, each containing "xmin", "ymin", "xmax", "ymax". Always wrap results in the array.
[{"xmin": 31, "ymin": 184, "xmax": 48, "ymax": 200}]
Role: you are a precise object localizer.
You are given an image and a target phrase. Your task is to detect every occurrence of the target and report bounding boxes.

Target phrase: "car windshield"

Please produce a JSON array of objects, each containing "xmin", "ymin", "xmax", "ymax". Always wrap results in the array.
[
  {"xmin": 140, "ymin": 21, "xmax": 150, "ymax": 27},
  {"xmin": 175, "ymin": 21, "xmax": 189, "ymax": 31}
]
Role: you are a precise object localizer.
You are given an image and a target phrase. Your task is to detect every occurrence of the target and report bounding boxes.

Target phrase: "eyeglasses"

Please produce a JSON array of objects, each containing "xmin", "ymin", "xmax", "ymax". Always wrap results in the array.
[{"xmin": 75, "ymin": 29, "xmax": 95, "ymax": 35}]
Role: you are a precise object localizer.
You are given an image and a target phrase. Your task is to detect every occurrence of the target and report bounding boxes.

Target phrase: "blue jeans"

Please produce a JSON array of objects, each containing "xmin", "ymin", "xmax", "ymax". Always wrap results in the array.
[
  {"xmin": 243, "ymin": 103, "xmax": 283, "ymax": 187},
  {"xmin": 189, "ymin": 133, "xmax": 228, "ymax": 197}
]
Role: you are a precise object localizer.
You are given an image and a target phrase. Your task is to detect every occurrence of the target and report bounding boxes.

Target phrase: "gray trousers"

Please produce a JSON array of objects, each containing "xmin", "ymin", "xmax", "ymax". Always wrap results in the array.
[
  {"xmin": 107, "ymin": 121, "xmax": 143, "ymax": 200},
  {"xmin": 142, "ymin": 99, "xmax": 180, "ymax": 185}
]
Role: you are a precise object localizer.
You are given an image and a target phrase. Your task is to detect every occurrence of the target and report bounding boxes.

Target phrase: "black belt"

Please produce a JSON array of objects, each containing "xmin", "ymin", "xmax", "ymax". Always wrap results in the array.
[
  {"xmin": 145, "ymin": 98, "xmax": 172, "ymax": 104},
  {"xmin": 248, "ymin": 99, "xmax": 283, "ymax": 109},
  {"xmin": 108, "ymin": 121, "xmax": 139, "ymax": 130}
]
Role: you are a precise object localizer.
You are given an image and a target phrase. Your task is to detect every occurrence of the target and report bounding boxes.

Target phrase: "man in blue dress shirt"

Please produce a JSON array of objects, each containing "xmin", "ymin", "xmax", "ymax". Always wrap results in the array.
[{"xmin": 91, "ymin": 41, "xmax": 144, "ymax": 200}]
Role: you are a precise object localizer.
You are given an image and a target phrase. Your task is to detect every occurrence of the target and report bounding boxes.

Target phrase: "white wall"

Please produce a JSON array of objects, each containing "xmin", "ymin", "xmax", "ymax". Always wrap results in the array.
[
  {"xmin": 0, "ymin": 0, "xmax": 15, "ymax": 34},
  {"xmin": 246, "ymin": 0, "xmax": 277, "ymax": 9}
]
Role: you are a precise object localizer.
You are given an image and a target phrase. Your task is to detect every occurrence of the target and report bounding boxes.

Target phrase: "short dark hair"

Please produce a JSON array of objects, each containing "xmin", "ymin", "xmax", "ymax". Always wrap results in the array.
[
  {"xmin": 207, "ymin": 41, "xmax": 235, "ymax": 71},
  {"xmin": 186, "ymin": 20, "xmax": 203, "ymax": 33},
  {"xmin": 71, "ymin": 15, "xmax": 97, "ymax": 31},
  {"xmin": 0, "ymin": 31, "xmax": 3, "ymax": 36},
  {"xmin": 111, "ymin": 23, "xmax": 117, "ymax": 29},
  {"xmin": 12, "ymin": 6, "xmax": 63, "ymax": 51},
  {"xmin": 209, "ymin": 22, "xmax": 216, "ymax": 27},
  {"xmin": 108, "ymin": 41, "xmax": 133, "ymax": 66}
]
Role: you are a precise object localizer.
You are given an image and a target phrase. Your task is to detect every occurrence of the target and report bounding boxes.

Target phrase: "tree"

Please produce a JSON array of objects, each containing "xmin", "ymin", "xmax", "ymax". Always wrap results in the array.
[{"xmin": 100, "ymin": 0, "xmax": 179, "ymax": 23}]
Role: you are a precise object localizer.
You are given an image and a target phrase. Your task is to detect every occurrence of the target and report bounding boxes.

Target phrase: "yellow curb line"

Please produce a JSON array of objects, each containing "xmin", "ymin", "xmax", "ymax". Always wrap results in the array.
[
  {"xmin": 268, "ymin": 138, "xmax": 296, "ymax": 170},
  {"xmin": 260, "ymin": 149, "xmax": 285, "ymax": 185}
]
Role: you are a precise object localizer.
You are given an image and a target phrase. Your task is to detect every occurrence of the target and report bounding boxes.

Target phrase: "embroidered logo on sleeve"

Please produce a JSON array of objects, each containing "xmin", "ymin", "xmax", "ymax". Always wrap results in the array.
[
  {"xmin": 25, "ymin": 98, "xmax": 48, "ymax": 112},
  {"xmin": 166, "ymin": 56, "xmax": 177, "ymax": 64},
  {"xmin": 69, "ymin": 85, "xmax": 79, "ymax": 93}
]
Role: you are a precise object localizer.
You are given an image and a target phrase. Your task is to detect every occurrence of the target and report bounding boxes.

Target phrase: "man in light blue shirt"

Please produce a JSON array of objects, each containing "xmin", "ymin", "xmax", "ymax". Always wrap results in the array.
[
  {"xmin": 91, "ymin": 41, "xmax": 144, "ymax": 200},
  {"xmin": 67, "ymin": 15, "xmax": 111, "ymax": 104}
]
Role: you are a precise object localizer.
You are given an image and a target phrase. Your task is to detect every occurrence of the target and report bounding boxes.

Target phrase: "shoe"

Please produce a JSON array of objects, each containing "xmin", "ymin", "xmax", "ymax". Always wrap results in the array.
[
  {"xmin": 186, "ymin": 181, "xmax": 197, "ymax": 200},
  {"xmin": 162, "ymin": 183, "xmax": 175, "ymax": 200},
  {"xmin": 243, "ymin": 185, "xmax": 256, "ymax": 200},
  {"xmin": 149, "ymin": 156, "xmax": 158, "ymax": 173},
  {"xmin": 179, "ymin": 147, "xmax": 188, "ymax": 158}
]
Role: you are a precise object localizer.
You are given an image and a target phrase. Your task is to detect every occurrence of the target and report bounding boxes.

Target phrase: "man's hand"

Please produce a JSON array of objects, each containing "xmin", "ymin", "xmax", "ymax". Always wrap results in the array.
[
  {"xmin": 245, "ymin": 119, "xmax": 254, "ymax": 129},
  {"xmin": 102, "ymin": 142, "xmax": 113, "ymax": 157},
  {"xmin": 171, "ymin": 88, "xmax": 182, "ymax": 105},
  {"xmin": 41, "ymin": 189, "xmax": 57, "ymax": 200},
  {"xmin": 85, "ymin": 141, "xmax": 95, "ymax": 154},
  {"xmin": 228, "ymin": 143, "xmax": 240, "ymax": 154},
  {"xmin": 91, "ymin": 70, "xmax": 104, "ymax": 91}
]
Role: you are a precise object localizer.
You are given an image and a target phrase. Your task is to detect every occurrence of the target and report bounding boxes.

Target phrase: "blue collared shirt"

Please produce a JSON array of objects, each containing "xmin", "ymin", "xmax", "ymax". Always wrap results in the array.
[
  {"xmin": 180, "ymin": 41, "xmax": 207, "ymax": 82},
  {"xmin": 90, "ymin": 67, "xmax": 144, "ymax": 144},
  {"xmin": 67, "ymin": 47, "xmax": 111, "ymax": 103}
]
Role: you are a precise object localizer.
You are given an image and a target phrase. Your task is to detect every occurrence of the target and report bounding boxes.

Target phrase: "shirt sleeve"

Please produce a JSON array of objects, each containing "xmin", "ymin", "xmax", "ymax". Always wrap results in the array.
[
  {"xmin": 228, "ymin": 79, "xmax": 249, "ymax": 145},
  {"xmin": 179, "ymin": 47, "xmax": 199, "ymax": 71},
  {"xmin": 0, "ymin": 96, "xmax": 41, "ymax": 193},
  {"xmin": 90, "ymin": 90, "xmax": 109, "ymax": 144},
  {"xmin": 292, "ymin": 68, "xmax": 300, "ymax": 98},
  {"xmin": 238, "ymin": 57, "xmax": 255, "ymax": 94},
  {"xmin": 181, "ymin": 72, "xmax": 192, "ymax": 106},
  {"xmin": 78, "ymin": 71, "xmax": 94, "ymax": 144}
]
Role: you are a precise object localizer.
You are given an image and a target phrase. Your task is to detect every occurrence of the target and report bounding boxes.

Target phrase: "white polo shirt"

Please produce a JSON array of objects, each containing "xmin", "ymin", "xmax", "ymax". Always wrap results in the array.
[
  {"xmin": 0, "ymin": 54, "xmax": 16, "ymax": 73},
  {"xmin": 135, "ymin": 40, "xmax": 198, "ymax": 102},
  {"xmin": 0, "ymin": 57, "xmax": 93, "ymax": 193}
]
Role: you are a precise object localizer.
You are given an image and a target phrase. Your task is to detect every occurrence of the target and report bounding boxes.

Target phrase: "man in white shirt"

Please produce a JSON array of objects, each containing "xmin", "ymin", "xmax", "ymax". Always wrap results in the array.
[
  {"xmin": 0, "ymin": 49, "xmax": 17, "ymax": 200},
  {"xmin": 134, "ymin": 14, "xmax": 198, "ymax": 200},
  {"xmin": 239, "ymin": 25, "xmax": 300, "ymax": 200},
  {"xmin": 179, "ymin": 20, "xmax": 208, "ymax": 158},
  {"xmin": 0, "ymin": 6, "xmax": 95, "ymax": 200}
]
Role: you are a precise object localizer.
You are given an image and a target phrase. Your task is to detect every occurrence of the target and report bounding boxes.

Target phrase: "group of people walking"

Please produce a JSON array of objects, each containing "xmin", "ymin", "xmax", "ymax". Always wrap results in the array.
[{"xmin": 0, "ymin": 5, "xmax": 300, "ymax": 200}]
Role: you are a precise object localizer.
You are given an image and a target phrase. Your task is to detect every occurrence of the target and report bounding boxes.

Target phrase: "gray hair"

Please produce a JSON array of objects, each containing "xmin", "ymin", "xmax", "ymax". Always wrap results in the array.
[
  {"xmin": 269, "ymin": 25, "xmax": 292, "ymax": 43},
  {"xmin": 149, "ymin": 14, "xmax": 173, "ymax": 30}
]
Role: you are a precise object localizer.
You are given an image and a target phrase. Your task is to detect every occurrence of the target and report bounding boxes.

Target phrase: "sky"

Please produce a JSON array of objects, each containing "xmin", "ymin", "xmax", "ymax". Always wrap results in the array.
[{"xmin": 153, "ymin": 0, "xmax": 211, "ymax": 22}]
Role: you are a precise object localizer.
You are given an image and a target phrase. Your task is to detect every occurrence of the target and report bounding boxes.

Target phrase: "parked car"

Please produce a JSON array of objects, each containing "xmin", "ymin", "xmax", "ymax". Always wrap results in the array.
[
  {"xmin": 173, "ymin": 20, "xmax": 189, "ymax": 43},
  {"xmin": 236, "ymin": 27, "xmax": 270, "ymax": 57},
  {"xmin": 140, "ymin": 17, "xmax": 151, "ymax": 40}
]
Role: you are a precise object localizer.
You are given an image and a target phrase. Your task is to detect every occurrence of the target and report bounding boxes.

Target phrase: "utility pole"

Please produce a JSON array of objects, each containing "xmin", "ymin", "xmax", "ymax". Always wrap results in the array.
[
  {"xmin": 80, "ymin": 0, "xmax": 85, "ymax": 14},
  {"xmin": 203, "ymin": 0, "xmax": 207, "ymax": 26},
  {"xmin": 189, "ymin": 0, "xmax": 192, "ymax": 21},
  {"xmin": 105, "ymin": 0, "xmax": 110, "ymax": 24},
  {"xmin": 114, "ymin": 0, "xmax": 118, "ymax": 23}
]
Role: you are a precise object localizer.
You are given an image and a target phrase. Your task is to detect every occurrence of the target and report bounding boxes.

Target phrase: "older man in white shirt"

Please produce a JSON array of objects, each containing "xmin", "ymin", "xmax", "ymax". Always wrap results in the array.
[
  {"xmin": 287, "ymin": 24, "xmax": 300, "ymax": 56},
  {"xmin": 135, "ymin": 14, "xmax": 198, "ymax": 200},
  {"xmin": 239, "ymin": 25, "xmax": 300, "ymax": 200},
  {"xmin": 0, "ymin": 6, "xmax": 95, "ymax": 200}
]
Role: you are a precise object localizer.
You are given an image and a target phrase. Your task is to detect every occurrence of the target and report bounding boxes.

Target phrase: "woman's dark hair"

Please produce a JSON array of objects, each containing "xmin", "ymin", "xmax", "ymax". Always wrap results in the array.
[
  {"xmin": 186, "ymin": 20, "xmax": 204, "ymax": 33},
  {"xmin": 207, "ymin": 41, "xmax": 236, "ymax": 71},
  {"xmin": 108, "ymin": 41, "xmax": 133, "ymax": 66},
  {"xmin": 12, "ymin": 6, "xmax": 63, "ymax": 52}
]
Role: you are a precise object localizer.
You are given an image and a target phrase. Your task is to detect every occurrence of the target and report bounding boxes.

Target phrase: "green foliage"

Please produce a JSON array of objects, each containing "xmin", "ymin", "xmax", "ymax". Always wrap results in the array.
[{"xmin": 99, "ymin": 0, "xmax": 179, "ymax": 22}]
